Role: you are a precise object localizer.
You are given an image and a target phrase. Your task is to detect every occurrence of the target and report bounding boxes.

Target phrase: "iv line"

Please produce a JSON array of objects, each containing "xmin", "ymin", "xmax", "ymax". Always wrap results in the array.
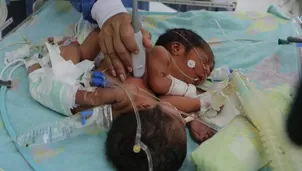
[{"xmin": 213, "ymin": 19, "xmax": 276, "ymax": 46}]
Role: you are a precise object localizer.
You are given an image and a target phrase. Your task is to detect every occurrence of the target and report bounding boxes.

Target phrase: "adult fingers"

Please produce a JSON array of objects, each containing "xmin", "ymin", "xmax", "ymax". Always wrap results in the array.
[
  {"xmin": 108, "ymin": 52, "xmax": 126, "ymax": 81},
  {"xmin": 99, "ymin": 32, "xmax": 115, "ymax": 76},
  {"xmin": 141, "ymin": 27, "xmax": 152, "ymax": 49},
  {"xmin": 104, "ymin": 54, "xmax": 115, "ymax": 77},
  {"xmin": 112, "ymin": 22, "xmax": 133, "ymax": 73},
  {"xmin": 104, "ymin": 34, "xmax": 126, "ymax": 80},
  {"xmin": 120, "ymin": 23, "xmax": 139, "ymax": 54}
]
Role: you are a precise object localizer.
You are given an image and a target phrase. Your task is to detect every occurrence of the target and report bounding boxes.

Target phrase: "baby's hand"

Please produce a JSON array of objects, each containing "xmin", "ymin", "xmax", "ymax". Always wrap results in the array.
[{"xmin": 188, "ymin": 120, "xmax": 215, "ymax": 144}]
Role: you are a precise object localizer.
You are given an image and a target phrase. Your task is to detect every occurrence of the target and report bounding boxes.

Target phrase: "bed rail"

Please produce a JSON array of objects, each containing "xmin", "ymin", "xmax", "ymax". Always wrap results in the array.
[{"xmin": 138, "ymin": 0, "xmax": 237, "ymax": 10}]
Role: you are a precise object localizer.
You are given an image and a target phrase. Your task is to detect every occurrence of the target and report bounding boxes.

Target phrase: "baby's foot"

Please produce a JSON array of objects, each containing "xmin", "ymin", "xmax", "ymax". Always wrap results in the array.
[{"xmin": 188, "ymin": 120, "xmax": 215, "ymax": 144}]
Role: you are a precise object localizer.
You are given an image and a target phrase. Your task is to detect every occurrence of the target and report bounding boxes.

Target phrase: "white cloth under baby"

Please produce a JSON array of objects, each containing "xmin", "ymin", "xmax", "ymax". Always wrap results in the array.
[
  {"xmin": 199, "ymin": 91, "xmax": 241, "ymax": 130},
  {"xmin": 196, "ymin": 66, "xmax": 240, "ymax": 130}
]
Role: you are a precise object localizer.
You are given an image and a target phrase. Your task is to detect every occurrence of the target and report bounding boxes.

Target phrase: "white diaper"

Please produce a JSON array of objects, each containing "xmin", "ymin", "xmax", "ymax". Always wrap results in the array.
[
  {"xmin": 28, "ymin": 68, "xmax": 78, "ymax": 116},
  {"xmin": 28, "ymin": 42, "xmax": 95, "ymax": 116}
]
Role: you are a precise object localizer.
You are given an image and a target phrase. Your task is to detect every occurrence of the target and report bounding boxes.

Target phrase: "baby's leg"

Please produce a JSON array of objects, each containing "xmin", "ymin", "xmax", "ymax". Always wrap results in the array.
[
  {"xmin": 59, "ymin": 28, "xmax": 101, "ymax": 63},
  {"xmin": 79, "ymin": 28, "xmax": 100, "ymax": 61},
  {"xmin": 26, "ymin": 42, "xmax": 82, "ymax": 74},
  {"xmin": 46, "ymin": 28, "xmax": 100, "ymax": 64},
  {"xmin": 28, "ymin": 63, "xmax": 41, "ymax": 74}
]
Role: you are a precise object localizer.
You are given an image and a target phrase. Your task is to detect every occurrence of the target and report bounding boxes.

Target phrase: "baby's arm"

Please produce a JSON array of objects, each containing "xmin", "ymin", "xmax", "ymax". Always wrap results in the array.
[
  {"xmin": 75, "ymin": 87, "xmax": 120, "ymax": 106},
  {"xmin": 74, "ymin": 82, "xmax": 139, "ymax": 118},
  {"xmin": 160, "ymin": 95, "xmax": 200, "ymax": 113},
  {"xmin": 147, "ymin": 46, "xmax": 172, "ymax": 94},
  {"xmin": 160, "ymin": 95, "xmax": 215, "ymax": 144}
]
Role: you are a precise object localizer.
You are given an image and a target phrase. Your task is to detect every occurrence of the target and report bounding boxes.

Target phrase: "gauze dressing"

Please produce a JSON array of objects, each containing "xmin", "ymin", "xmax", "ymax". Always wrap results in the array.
[
  {"xmin": 166, "ymin": 75, "xmax": 197, "ymax": 98},
  {"xmin": 28, "ymin": 43, "xmax": 95, "ymax": 116}
]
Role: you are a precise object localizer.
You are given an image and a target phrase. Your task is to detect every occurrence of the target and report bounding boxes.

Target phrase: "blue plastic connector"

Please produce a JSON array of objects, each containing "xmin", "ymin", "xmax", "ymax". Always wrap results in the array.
[
  {"xmin": 92, "ymin": 71, "xmax": 105, "ymax": 79},
  {"xmin": 80, "ymin": 109, "xmax": 93, "ymax": 125},
  {"xmin": 91, "ymin": 78, "xmax": 107, "ymax": 87}
]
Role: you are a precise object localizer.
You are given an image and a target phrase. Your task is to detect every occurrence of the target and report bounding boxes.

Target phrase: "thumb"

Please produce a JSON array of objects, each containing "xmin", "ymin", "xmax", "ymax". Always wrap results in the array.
[{"xmin": 141, "ymin": 28, "xmax": 152, "ymax": 49}]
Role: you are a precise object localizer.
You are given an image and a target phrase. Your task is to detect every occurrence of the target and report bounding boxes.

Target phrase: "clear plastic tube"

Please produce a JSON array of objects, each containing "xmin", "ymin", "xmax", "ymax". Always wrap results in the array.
[
  {"xmin": 107, "ymin": 77, "xmax": 153, "ymax": 171},
  {"xmin": 16, "ymin": 104, "xmax": 112, "ymax": 147}
]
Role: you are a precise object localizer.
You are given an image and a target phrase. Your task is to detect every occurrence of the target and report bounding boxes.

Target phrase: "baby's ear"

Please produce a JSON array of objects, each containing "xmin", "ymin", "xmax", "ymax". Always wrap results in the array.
[{"xmin": 170, "ymin": 42, "xmax": 185, "ymax": 56}]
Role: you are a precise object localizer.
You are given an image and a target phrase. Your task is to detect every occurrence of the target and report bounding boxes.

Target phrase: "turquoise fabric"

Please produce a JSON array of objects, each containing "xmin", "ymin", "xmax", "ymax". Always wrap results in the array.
[{"xmin": 0, "ymin": 1, "xmax": 300, "ymax": 171}]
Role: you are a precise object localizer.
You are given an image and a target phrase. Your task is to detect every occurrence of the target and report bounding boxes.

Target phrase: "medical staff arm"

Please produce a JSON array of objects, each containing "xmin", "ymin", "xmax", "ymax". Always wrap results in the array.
[
  {"xmin": 69, "ymin": 0, "xmax": 97, "ymax": 23},
  {"xmin": 69, "ymin": 0, "xmax": 127, "ymax": 27},
  {"xmin": 90, "ymin": 0, "xmax": 127, "ymax": 28}
]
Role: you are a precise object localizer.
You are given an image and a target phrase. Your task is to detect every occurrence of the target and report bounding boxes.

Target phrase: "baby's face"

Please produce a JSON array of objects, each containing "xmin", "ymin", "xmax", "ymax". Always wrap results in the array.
[{"xmin": 182, "ymin": 48, "xmax": 214, "ymax": 85}]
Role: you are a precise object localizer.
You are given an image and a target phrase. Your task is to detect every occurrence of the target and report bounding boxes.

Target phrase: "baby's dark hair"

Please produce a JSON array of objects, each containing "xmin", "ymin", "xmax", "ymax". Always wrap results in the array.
[
  {"xmin": 106, "ymin": 106, "xmax": 187, "ymax": 171},
  {"xmin": 155, "ymin": 28, "xmax": 215, "ymax": 70}
]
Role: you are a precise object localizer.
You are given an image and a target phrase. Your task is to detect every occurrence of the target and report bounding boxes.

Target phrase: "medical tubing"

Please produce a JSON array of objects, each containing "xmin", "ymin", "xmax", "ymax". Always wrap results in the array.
[
  {"xmin": 106, "ymin": 77, "xmax": 153, "ymax": 171},
  {"xmin": 231, "ymin": 71, "xmax": 292, "ymax": 171},
  {"xmin": 140, "ymin": 141, "xmax": 154, "ymax": 171},
  {"xmin": 0, "ymin": 59, "xmax": 26, "ymax": 80},
  {"xmin": 9, "ymin": 63, "xmax": 24, "ymax": 80},
  {"xmin": 16, "ymin": 105, "xmax": 112, "ymax": 147},
  {"xmin": 1, "ymin": 87, "xmax": 43, "ymax": 171},
  {"xmin": 213, "ymin": 19, "xmax": 275, "ymax": 46},
  {"xmin": 109, "ymin": 78, "xmax": 142, "ymax": 146}
]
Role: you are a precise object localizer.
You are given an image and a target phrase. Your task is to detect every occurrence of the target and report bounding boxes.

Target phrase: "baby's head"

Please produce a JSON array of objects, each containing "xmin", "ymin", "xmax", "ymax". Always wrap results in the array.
[
  {"xmin": 155, "ymin": 28, "xmax": 215, "ymax": 85},
  {"xmin": 106, "ymin": 105, "xmax": 187, "ymax": 171}
]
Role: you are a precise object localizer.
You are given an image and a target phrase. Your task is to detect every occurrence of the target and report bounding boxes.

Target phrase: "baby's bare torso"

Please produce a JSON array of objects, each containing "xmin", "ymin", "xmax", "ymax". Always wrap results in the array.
[{"xmin": 95, "ymin": 61, "xmax": 157, "ymax": 112}]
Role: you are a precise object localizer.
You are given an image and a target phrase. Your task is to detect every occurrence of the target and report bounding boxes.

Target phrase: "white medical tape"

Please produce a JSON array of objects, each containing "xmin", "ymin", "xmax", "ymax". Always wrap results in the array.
[
  {"xmin": 167, "ymin": 75, "xmax": 188, "ymax": 96},
  {"xmin": 39, "ymin": 54, "xmax": 51, "ymax": 68},
  {"xmin": 25, "ymin": 54, "xmax": 40, "ymax": 69},
  {"xmin": 184, "ymin": 84, "xmax": 197, "ymax": 98},
  {"xmin": 167, "ymin": 75, "xmax": 197, "ymax": 98}
]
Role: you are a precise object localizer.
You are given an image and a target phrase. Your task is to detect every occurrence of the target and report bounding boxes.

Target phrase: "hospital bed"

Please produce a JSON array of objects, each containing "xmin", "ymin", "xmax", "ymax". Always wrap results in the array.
[{"xmin": 0, "ymin": 0, "xmax": 301, "ymax": 170}]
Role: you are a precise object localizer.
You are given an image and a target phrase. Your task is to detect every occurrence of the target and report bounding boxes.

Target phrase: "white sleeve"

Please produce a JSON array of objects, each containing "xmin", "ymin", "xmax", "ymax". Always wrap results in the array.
[{"xmin": 91, "ymin": 0, "xmax": 128, "ymax": 28}]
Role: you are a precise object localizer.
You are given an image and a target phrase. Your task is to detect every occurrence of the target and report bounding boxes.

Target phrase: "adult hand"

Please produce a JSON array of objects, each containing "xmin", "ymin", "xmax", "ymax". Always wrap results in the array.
[{"xmin": 99, "ymin": 13, "xmax": 152, "ymax": 81}]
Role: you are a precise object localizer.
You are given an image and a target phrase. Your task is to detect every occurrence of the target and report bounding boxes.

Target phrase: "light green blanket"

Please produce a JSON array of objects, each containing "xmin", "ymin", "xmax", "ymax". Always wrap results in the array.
[{"xmin": 191, "ymin": 84, "xmax": 293, "ymax": 171}]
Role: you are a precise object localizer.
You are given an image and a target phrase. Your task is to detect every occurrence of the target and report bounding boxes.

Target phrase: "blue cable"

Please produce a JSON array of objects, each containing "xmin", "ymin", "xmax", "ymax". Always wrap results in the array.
[{"xmin": 1, "ymin": 87, "xmax": 43, "ymax": 171}]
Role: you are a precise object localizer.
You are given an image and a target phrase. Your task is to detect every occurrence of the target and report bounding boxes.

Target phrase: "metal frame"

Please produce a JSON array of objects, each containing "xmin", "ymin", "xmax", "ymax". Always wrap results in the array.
[{"xmin": 138, "ymin": 0, "xmax": 237, "ymax": 10}]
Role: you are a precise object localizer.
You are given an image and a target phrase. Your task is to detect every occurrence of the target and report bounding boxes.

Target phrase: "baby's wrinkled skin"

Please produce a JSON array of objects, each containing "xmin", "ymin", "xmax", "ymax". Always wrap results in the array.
[{"xmin": 29, "ymin": 29, "xmax": 215, "ymax": 144}]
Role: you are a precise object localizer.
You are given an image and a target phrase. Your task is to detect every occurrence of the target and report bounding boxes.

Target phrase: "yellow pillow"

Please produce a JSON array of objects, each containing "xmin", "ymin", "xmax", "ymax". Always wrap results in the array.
[{"xmin": 192, "ymin": 115, "xmax": 268, "ymax": 171}]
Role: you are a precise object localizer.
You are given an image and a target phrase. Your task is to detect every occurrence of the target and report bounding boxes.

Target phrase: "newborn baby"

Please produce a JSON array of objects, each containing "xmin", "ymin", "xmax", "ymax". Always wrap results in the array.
[
  {"xmin": 25, "ymin": 28, "xmax": 216, "ymax": 170},
  {"xmin": 56, "ymin": 27, "xmax": 217, "ymax": 140}
]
